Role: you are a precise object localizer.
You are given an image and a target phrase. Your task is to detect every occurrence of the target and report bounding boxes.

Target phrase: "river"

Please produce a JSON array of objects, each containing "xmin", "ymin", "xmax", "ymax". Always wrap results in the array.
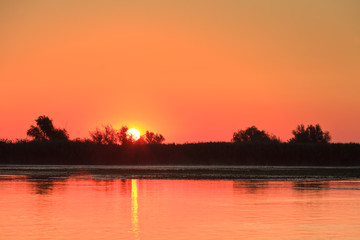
[{"xmin": 0, "ymin": 166, "xmax": 359, "ymax": 239}]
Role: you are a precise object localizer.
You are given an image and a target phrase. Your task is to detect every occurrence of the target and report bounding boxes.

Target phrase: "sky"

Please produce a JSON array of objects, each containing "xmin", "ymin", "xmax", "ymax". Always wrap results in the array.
[{"xmin": 1, "ymin": 0, "xmax": 359, "ymax": 143}]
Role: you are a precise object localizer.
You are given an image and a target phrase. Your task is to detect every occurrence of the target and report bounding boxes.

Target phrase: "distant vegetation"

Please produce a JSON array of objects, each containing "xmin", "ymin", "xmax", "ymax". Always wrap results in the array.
[
  {"xmin": 20, "ymin": 115, "xmax": 332, "ymax": 145},
  {"xmin": 289, "ymin": 124, "xmax": 331, "ymax": 143},
  {"xmin": 89, "ymin": 125, "xmax": 126, "ymax": 145},
  {"xmin": 232, "ymin": 126, "xmax": 280, "ymax": 143},
  {"xmin": 27, "ymin": 116, "xmax": 69, "ymax": 141},
  {"xmin": 89, "ymin": 125, "xmax": 165, "ymax": 145},
  {"xmin": 1, "ymin": 141, "xmax": 359, "ymax": 166},
  {"xmin": 232, "ymin": 124, "xmax": 331, "ymax": 144},
  {"xmin": 0, "ymin": 115, "xmax": 358, "ymax": 166}
]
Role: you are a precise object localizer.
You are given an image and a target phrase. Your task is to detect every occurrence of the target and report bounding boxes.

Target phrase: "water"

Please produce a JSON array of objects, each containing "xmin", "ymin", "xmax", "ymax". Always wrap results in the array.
[{"xmin": 0, "ymin": 167, "xmax": 360, "ymax": 239}]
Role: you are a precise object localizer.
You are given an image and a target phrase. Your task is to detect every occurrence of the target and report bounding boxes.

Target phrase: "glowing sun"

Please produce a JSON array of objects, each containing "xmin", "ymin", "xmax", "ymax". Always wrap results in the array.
[{"xmin": 127, "ymin": 128, "xmax": 141, "ymax": 140}]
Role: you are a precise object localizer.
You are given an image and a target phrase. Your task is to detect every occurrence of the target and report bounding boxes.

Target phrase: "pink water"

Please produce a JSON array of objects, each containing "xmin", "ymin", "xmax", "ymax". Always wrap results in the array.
[{"xmin": 0, "ymin": 176, "xmax": 360, "ymax": 239}]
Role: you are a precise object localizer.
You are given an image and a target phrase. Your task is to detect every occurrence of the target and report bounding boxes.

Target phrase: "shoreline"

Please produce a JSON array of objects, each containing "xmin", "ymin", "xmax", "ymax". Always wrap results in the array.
[
  {"xmin": 1, "ymin": 165, "xmax": 360, "ymax": 181},
  {"xmin": 1, "ymin": 142, "xmax": 360, "ymax": 166}
]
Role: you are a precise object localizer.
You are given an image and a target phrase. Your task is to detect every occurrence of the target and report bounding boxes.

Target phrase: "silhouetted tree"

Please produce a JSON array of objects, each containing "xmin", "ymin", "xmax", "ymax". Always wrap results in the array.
[
  {"xmin": 27, "ymin": 125, "xmax": 45, "ymax": 141},
  {"xmin": 0, "ymin": 138, "xmax": 11, "ymax": 144},
  {"xmin": 145, "ymin": 131, "xmax": 165, "ymax": 144},
  {"xmin": 27, "ymin": 116, "xmax": 69, "ymax": 141},
  {"xmin": 232, "ymin": 126, "xmax": 280, "ymax": 143},
  {"xmin": 118, "ymin": 126, "xmax": 132, "ymax": 145},
  {"xmin": 89, "ymin": 125, "xmax": 165, "ymax": 145},
  {"xmin": 51, "ymin": 129, "xmax": 69, "ymax": 140},
  {"xmin": 289, "ymin": 124, "xmax": 331, "ymax": 143},
  {"xmin": 89, "ymin": 128, "xmax": 103, "ymax": 144},
  {"xmin": 102, "ymin": 125, "xmax": 118, "ymax": 144},
  {"xmin": 89, "ymin": 125, "xmax": 118, "ymax": 144}
]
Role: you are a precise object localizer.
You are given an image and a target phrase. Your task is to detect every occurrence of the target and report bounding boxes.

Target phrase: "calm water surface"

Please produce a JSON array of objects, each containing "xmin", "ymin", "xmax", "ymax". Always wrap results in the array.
[{"xmin": 0, "ymin": 171, "xmax": 360, "ymax": 239}]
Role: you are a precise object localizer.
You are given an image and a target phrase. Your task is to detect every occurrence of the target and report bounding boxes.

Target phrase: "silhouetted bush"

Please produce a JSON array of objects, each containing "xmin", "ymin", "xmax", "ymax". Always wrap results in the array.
[
  {"xmin": 232, "ymin": 126, "xmax": 280, "ymax": 143},
  {"xmin": 290, "ymin": 124, "xmax": 331, "ymax": 143},
  {"xmin": 89, "ymin": 125, "xmax": 165, "ymax": 145},
  {"xmin": 89, "ymin": 125, "xmax": 118, "ymax": 144},
  {"xmin": 118, "ymin": 126, "xmax": 134, "ymax": 145},
  {"xmin": 145, "ymin": 131, "xmax": 165, "ymax": 144},
  {"xmin": 27, "ymin": 116, "xmax": 69, "ymax": 141},
  {"xmin": 0, "ymin": 138, "xmax": 12, "ymax": 144}
]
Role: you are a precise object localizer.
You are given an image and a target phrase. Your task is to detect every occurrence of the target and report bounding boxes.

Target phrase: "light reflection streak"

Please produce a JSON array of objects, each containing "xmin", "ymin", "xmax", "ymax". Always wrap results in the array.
[{"xmin": 131, "ymin": 179, "xmax": 140, "ymax": 240}]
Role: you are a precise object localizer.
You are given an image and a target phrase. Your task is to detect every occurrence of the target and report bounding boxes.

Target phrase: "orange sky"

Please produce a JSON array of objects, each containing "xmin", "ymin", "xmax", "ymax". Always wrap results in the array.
[{"xmin": 1, "ymin": 0, "xmax": 359, "ymax": 143}]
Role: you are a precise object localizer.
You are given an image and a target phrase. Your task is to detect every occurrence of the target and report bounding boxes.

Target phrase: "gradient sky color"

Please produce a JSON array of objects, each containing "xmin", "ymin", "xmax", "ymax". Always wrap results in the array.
[{"xmin": 1, "ymin": 0, "xmax": 360, "ymax": 143}]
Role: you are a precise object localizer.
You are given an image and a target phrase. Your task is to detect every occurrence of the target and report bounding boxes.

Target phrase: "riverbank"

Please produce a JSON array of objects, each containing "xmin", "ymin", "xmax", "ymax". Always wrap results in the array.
[
  {"xmin": 1, "ymin": 141, "xmax": 360, "ymax": 166},
  {"xmin": 1, "ymin": 165, "xmax": 360, "ymax": 180}
]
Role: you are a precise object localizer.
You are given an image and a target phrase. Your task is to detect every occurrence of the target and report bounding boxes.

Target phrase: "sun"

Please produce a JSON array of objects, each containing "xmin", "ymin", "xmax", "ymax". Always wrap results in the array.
[{"xmin": 127, "ymin": 128, "xmax": 141, "ymax": 141}]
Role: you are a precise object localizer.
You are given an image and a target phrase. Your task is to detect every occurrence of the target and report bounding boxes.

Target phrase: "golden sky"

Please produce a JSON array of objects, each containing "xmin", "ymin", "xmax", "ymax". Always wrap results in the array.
[{"xmin": 1, "ymin": 0, "xmax": 359, "ymax": 142}]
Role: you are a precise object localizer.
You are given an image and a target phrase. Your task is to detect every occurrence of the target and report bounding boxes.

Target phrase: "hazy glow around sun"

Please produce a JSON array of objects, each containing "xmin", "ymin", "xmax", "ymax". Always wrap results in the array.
[{"xmin": 127, "ymin": 128, "xmax": 141, "ymax": 140}]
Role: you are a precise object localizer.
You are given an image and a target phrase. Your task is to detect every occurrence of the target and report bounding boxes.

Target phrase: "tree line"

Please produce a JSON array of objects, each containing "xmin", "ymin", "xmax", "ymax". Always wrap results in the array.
[
  {"xmin": 25, "ymin": 115, "xmax": 165, "ymax": 145},
  {"xmin": 232, "ymin": 125, "xmax": 331, "ymax": 144},
  {"xmin": 3, "ymin": 115, "xmax": 332, "ymax": 144},
  {"xmin": 89, "ymin": 125, "xmax": 165, "ymax": 145},
  {"xmin": 1, "ymin": 116, "xmax": 359, "ymax": 166}
]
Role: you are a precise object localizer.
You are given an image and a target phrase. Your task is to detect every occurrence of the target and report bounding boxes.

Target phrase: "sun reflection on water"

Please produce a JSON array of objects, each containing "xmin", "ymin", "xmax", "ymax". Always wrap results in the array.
[{"xmin": 131, "ymin": 179, "xmax": 140, "ymax": 240}]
